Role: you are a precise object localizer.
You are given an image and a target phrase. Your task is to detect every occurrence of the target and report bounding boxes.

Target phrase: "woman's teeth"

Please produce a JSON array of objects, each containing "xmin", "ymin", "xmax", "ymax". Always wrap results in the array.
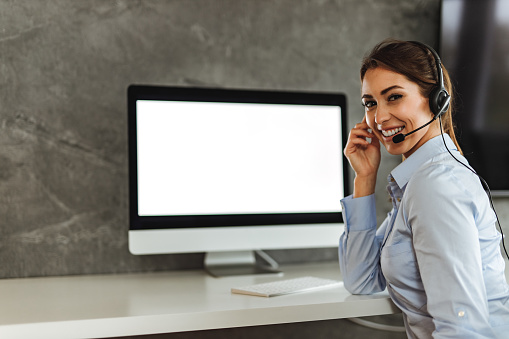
[{"xmin": 382, "ymin": 127, "xmax": 403, "ymax": 137}]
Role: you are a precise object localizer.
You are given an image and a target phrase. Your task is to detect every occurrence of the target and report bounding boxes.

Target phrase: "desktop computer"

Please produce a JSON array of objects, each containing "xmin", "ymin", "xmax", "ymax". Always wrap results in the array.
[{"xmin": 128, "ymin": 85, "xmax": 348, "ymax": 276}]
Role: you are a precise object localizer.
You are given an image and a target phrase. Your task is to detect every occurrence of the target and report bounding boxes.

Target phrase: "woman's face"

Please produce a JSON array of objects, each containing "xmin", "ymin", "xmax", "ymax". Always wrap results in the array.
[{"xmin": 361, "ymin": 67, "xmax": 441, "ymax": 158}]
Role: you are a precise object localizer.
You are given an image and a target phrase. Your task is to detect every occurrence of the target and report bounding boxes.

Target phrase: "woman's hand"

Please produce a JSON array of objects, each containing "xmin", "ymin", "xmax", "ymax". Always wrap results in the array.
[{"xmin": 343, "ymin": 117, "xmax": 381, "ymax": 197}]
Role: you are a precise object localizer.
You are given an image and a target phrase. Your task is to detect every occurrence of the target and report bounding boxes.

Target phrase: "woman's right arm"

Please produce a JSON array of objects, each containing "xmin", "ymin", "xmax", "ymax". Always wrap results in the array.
[{"xmin": 338, "ymin": 118, "xmax": 386, "ymax": 294}]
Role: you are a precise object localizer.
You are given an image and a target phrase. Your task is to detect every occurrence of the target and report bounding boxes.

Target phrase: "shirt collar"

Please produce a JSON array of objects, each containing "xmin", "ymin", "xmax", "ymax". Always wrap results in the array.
[{"xmin": 390, "ymin": 133, "xmax": 457, "ymax": 189}]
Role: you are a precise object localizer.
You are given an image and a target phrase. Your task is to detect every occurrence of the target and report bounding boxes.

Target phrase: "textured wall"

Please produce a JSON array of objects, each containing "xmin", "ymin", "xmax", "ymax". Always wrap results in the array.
[{"xmin": 0, "ymin": 0, "xmax": 452, "ymax": 282}]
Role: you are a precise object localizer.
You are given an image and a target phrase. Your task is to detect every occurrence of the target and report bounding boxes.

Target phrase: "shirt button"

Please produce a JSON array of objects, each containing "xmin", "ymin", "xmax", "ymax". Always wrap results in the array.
[{"xmin": 458, "ymin": 310, "xmax": 465, "ymax": 317}]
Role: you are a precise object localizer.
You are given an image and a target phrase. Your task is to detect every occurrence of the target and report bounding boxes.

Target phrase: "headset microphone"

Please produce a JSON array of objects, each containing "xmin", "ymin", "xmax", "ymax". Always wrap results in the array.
[{"xmin": 392, "ymin": 95, "xmax": 451, "ymax": 144}]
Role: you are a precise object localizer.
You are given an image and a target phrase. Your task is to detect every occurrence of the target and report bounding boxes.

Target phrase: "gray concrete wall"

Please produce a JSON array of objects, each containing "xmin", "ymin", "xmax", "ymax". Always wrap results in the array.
[
  {"xmin": 3, "ymin": 0, "xmax": 508, "ymax": 337},
  {"xmin": 0, "ymin": 0, "xmax": 441, "ymax": 279}
]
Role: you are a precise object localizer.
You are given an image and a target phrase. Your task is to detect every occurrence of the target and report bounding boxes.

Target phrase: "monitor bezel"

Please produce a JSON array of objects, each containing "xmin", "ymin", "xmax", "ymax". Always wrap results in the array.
[{"xmin": 128, "ymin": 85, "xmax": 349, "ymax": 231}]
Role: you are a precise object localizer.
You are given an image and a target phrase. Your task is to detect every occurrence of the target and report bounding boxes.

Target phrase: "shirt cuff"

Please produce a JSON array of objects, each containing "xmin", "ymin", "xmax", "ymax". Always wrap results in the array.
[{"xmin": 341, "ymin": 194, "xmax": 377, "ymax": 232}]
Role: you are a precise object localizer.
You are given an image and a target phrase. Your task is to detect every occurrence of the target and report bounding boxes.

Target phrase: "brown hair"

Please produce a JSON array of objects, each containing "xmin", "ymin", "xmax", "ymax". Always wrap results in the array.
[{"xmin": 360, "ymin": 38, "xmax": 462, "ymax": 154}]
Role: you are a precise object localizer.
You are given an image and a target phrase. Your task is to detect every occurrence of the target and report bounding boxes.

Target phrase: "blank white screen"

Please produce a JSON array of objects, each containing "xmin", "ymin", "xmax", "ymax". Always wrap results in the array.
[{"xmin": 137, "ymin": 100, "xmax": 343, "ymax": 216}]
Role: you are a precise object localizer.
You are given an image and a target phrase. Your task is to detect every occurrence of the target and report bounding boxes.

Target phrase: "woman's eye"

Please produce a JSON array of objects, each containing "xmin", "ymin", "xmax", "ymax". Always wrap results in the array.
[
  {"xmin": 362, "ymin": 100, "xmax": 377, "ymax": 109},
  {"xmin": 388, "ymin": 94, "xmax": 402, "ymax": 101}
]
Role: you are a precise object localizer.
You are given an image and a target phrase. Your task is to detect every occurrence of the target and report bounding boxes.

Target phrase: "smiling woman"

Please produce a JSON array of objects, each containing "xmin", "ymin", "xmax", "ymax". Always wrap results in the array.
[
  {"xmin": 359, "ymin": 39, "xmax": 461, "ymax": 157},
  {"xmin": 361, "ymin": 67, "xmax": 437, "ymax": 158},
  {"xmin": 339, "ymin": 39, "xmax": 509, "ymax": 339}
]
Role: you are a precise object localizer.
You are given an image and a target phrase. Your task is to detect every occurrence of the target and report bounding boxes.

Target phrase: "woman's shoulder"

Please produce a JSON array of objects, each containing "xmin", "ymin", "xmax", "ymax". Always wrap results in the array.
[{"xmin": 406, "ymin": 154, "xmax": 481, "ymax": 199}]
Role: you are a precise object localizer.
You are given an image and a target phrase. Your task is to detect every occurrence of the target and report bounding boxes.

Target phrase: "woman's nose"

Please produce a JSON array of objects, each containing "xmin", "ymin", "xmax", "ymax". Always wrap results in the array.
[{"xmin": 374, "ymin": 104, "xmax": 390, "ymax": 125}]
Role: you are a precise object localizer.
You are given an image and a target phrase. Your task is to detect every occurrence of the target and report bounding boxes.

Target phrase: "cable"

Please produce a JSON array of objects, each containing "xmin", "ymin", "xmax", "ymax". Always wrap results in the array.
[{"xmin": 439, "ymin": 119, "xmax": 509, "ymax": 260}]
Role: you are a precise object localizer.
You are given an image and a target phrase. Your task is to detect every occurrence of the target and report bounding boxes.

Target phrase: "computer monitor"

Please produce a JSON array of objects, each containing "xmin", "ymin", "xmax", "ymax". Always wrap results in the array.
[{"xmin": 128, "ymin": 85, "xmax": 348, "ymax": 276}]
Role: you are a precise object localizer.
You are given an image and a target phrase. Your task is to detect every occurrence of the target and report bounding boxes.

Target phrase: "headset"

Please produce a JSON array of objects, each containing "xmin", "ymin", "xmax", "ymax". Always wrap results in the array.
[
  {"xmin": 405, "ymin": 41, "xmax": 509, "ymax": 260},
  {"xmin": 392, "ymin": 41, "xmax": 451, "ymax": 144}
]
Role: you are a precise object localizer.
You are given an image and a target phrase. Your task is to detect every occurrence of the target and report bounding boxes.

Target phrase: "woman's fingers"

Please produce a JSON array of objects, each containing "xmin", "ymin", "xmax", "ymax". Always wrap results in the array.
[
  {"xmin": 346, "ymin": 123, "xmax": 375, "ymax": 147},
  {"xmin": 343, "ymin": 118, "xmax": 381, "ymax": 177}
]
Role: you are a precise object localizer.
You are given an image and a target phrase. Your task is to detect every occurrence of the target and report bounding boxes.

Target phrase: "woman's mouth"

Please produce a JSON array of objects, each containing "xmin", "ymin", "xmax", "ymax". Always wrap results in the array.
[{"xmin": 381, "ymin": 127, "xmax": 403, "ymax": 138}]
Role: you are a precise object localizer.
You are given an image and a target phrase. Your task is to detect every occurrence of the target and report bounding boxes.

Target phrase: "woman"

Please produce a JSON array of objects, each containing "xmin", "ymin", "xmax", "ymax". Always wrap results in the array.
[{"xmin": 339, "ymin": 39, "xmax": 509, "ymax": 338}]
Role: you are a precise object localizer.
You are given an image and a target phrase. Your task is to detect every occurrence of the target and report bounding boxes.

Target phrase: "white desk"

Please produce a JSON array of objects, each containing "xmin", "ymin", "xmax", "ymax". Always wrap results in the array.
[{"xmin": 0, "ymin": 262, "xmax": 399, "ymax": 339}]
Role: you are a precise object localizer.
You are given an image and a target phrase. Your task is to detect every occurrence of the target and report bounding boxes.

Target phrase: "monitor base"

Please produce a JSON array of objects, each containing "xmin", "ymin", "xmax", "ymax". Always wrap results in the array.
[{"xmin": 204, "ymin": 250, "xmax": 282, "ymax": 277}]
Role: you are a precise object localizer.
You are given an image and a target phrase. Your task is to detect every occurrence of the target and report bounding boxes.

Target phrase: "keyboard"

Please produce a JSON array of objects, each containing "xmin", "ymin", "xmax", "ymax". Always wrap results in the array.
[{"xmin": 231, "ymin": 276, "xmax": 343, "ymax": 297}]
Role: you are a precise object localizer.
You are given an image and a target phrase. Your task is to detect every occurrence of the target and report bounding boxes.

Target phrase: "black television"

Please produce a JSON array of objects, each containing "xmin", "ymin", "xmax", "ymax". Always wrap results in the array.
[{"xmin": 440, "ymin": 0, "xmax": 509, "ymax": 195}]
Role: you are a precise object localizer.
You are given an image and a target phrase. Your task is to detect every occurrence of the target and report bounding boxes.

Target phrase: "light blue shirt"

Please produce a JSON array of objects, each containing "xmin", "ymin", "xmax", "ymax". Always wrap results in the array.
[{"xmin": 339, "ymin": 134, "xmax": 509, "ymax": 338}]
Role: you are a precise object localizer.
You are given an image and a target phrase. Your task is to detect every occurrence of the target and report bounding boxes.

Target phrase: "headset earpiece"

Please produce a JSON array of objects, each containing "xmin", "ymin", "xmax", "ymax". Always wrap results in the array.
[{"xmin": 429, "ymin": 86, "xmax": 450, "ymax": 118}]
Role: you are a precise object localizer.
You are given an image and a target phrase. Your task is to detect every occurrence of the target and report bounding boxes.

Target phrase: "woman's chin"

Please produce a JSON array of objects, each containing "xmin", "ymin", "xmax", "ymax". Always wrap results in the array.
[{"xmin": 385, "ymin": 144, "xmax": 405, "ymax": 156}]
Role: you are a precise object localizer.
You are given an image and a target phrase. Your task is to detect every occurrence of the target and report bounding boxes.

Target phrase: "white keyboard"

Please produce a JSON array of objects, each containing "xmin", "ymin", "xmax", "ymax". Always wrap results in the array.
[{"xmin": 231, "ymin": 276, "xmax": 343, "ymax": 297}]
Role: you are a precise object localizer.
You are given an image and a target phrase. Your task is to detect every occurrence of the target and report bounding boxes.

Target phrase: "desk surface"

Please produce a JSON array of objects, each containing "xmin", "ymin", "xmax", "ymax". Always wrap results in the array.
[{"xmin": 0, "ymin": 262, "xmax": 399, "ymax": 339}]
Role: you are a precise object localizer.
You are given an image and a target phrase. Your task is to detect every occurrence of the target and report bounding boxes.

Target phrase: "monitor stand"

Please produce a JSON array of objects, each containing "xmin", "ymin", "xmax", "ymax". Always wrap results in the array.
[{"xmin": 204, "ymin": 251, "xmax": 282, "ymax": 277}]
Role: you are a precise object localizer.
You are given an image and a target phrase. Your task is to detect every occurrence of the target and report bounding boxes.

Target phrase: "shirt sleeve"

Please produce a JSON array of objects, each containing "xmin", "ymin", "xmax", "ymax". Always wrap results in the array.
[
  {"xmin": 338, "ymin": 194, "xmax": 388, "ymax": 294},
  {"xmin": 405, "ymin": 164, "xmax": 496, "ymax": 338}
]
